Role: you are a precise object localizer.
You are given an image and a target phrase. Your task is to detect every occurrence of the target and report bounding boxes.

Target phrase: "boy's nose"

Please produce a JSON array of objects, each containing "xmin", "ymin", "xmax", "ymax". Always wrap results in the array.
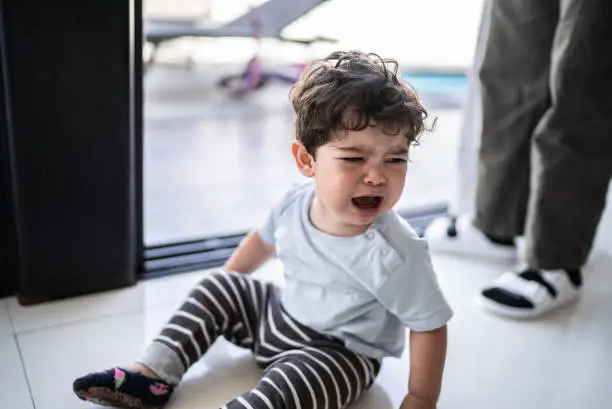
[{"xmin": 364, "ymin": 166, "xmax": 386, "ymax": 186}]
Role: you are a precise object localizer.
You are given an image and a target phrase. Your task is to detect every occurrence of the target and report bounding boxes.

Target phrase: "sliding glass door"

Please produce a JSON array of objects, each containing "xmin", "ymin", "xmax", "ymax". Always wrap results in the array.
[{"xmin": 142, "ymin": 0, "xmax": 486, "ymax": 276}]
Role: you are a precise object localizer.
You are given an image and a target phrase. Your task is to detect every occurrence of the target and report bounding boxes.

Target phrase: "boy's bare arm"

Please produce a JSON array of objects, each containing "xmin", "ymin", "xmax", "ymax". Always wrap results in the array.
[
  {"xmin": 400, "ymin": 325, "xmax": 448, "ymax": 409},
  {"xmin": 223, "ymin": 231, "xmax": 275, "ymax": 274}
]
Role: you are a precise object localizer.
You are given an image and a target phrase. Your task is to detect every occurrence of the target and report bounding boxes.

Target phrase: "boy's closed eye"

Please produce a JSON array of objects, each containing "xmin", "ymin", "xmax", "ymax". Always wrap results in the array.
[{"xmin": 338, "ymin": 157, "xmax": 408, "ymax": 164}]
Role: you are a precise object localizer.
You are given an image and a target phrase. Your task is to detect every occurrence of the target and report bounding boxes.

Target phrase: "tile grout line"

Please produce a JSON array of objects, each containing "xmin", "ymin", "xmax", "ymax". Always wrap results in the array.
[
  {"xmin": 5, "ymin": 269, "xmax": 263, "ymax": 337},
  {"xmin": 11, "ymin": 305, "xmax": 148, "ymax": 337},
  {"xmin": 13, "ymin": 335, "xmax": 37, "ymax": 409},
  {"xmin": 10, "ymin": 294, "xmax": 188, "ymax": 337},
  {"xmin": 7, "ymin": 275, "xmax": 206, "ymax": 336},
  {"xmin": 7, "ymin": 305, "xmax": 37, "ymax": 409}
]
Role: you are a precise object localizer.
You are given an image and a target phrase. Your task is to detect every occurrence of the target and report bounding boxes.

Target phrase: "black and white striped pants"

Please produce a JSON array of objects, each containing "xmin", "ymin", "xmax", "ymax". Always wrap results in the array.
[{"xmin": 140, "ymin": 270, "xmax": 381, "ymax": 409}]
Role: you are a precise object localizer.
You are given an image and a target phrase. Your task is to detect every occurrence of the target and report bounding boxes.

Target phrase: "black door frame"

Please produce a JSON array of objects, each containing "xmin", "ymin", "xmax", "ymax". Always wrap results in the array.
[{"xmin": 0, "ymin": 0, "xmax": 143, "ymax": 304}]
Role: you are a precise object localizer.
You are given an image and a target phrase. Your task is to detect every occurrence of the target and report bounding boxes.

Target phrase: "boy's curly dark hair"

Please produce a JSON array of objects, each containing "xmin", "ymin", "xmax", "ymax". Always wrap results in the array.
[{"xmin": 289, "ymin": 50, "xmax": 428, "ymax": 156}]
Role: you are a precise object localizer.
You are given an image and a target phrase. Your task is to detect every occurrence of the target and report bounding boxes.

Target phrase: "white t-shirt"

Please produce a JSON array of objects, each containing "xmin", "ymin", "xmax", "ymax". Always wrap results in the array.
[{"xmin": 259, "ymin": 181, "xmax": 453, "ymax": 358}]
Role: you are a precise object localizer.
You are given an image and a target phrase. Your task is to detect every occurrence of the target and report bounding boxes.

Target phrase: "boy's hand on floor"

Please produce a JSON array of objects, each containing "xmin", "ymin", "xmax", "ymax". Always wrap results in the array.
[{"xmin": 400, "ymin": 394, "xmax": 436, "ymax": 409}]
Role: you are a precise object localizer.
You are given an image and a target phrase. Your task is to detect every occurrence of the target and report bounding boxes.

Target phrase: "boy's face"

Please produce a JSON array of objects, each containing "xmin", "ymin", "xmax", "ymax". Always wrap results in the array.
[{"xmin": 293, "ymin": 124, "xmax": 409, "ymax": 236}]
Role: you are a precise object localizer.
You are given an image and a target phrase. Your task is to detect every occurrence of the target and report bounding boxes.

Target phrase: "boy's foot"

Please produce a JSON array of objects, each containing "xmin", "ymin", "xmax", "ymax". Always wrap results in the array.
[
  {"xmin": 424, "ymin": 215, "xmax": 517, "ymax": 263},
  {"xmin": 478, "ymin": 268, "xmax": 582, "ymax": 318},
  {"xmin": 73, "ymin": 365, "xmax": 174, "ymax": 409}
]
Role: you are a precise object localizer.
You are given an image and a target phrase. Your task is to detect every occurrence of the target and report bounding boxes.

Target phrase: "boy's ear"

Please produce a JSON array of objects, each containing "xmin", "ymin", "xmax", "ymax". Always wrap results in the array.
[{"xmin": 292, "ymin": 141, "xmax": 315, "ymax": 177}]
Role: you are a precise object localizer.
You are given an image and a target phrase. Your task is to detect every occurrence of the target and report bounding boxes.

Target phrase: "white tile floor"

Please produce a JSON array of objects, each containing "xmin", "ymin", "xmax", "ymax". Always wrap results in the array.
[{"xmin": 2, "ymin": 252, "xmax": 612, "ymax": 409}]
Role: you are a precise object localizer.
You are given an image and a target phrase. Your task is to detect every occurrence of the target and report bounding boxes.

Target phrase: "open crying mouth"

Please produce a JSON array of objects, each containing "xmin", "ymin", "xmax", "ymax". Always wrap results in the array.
[{"xmin": 352, "ymin": 196, "xmax": 382, "ymax": 209}]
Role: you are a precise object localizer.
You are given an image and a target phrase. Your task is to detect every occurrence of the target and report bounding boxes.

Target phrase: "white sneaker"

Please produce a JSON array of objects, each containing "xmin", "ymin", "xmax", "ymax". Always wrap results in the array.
[
  {"xmin": 478, "ymin": 268, "xmax": 582, "ymax": 318},
  {"xmin": 424, "ymin": 215, "xmax": 517, "ymax": 263}
]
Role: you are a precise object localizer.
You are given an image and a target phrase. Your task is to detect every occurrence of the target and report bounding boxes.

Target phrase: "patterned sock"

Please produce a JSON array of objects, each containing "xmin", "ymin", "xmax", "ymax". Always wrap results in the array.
[{"xmin": 73, "ymin": 367, "xmax": 174, "ymax": 409}]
